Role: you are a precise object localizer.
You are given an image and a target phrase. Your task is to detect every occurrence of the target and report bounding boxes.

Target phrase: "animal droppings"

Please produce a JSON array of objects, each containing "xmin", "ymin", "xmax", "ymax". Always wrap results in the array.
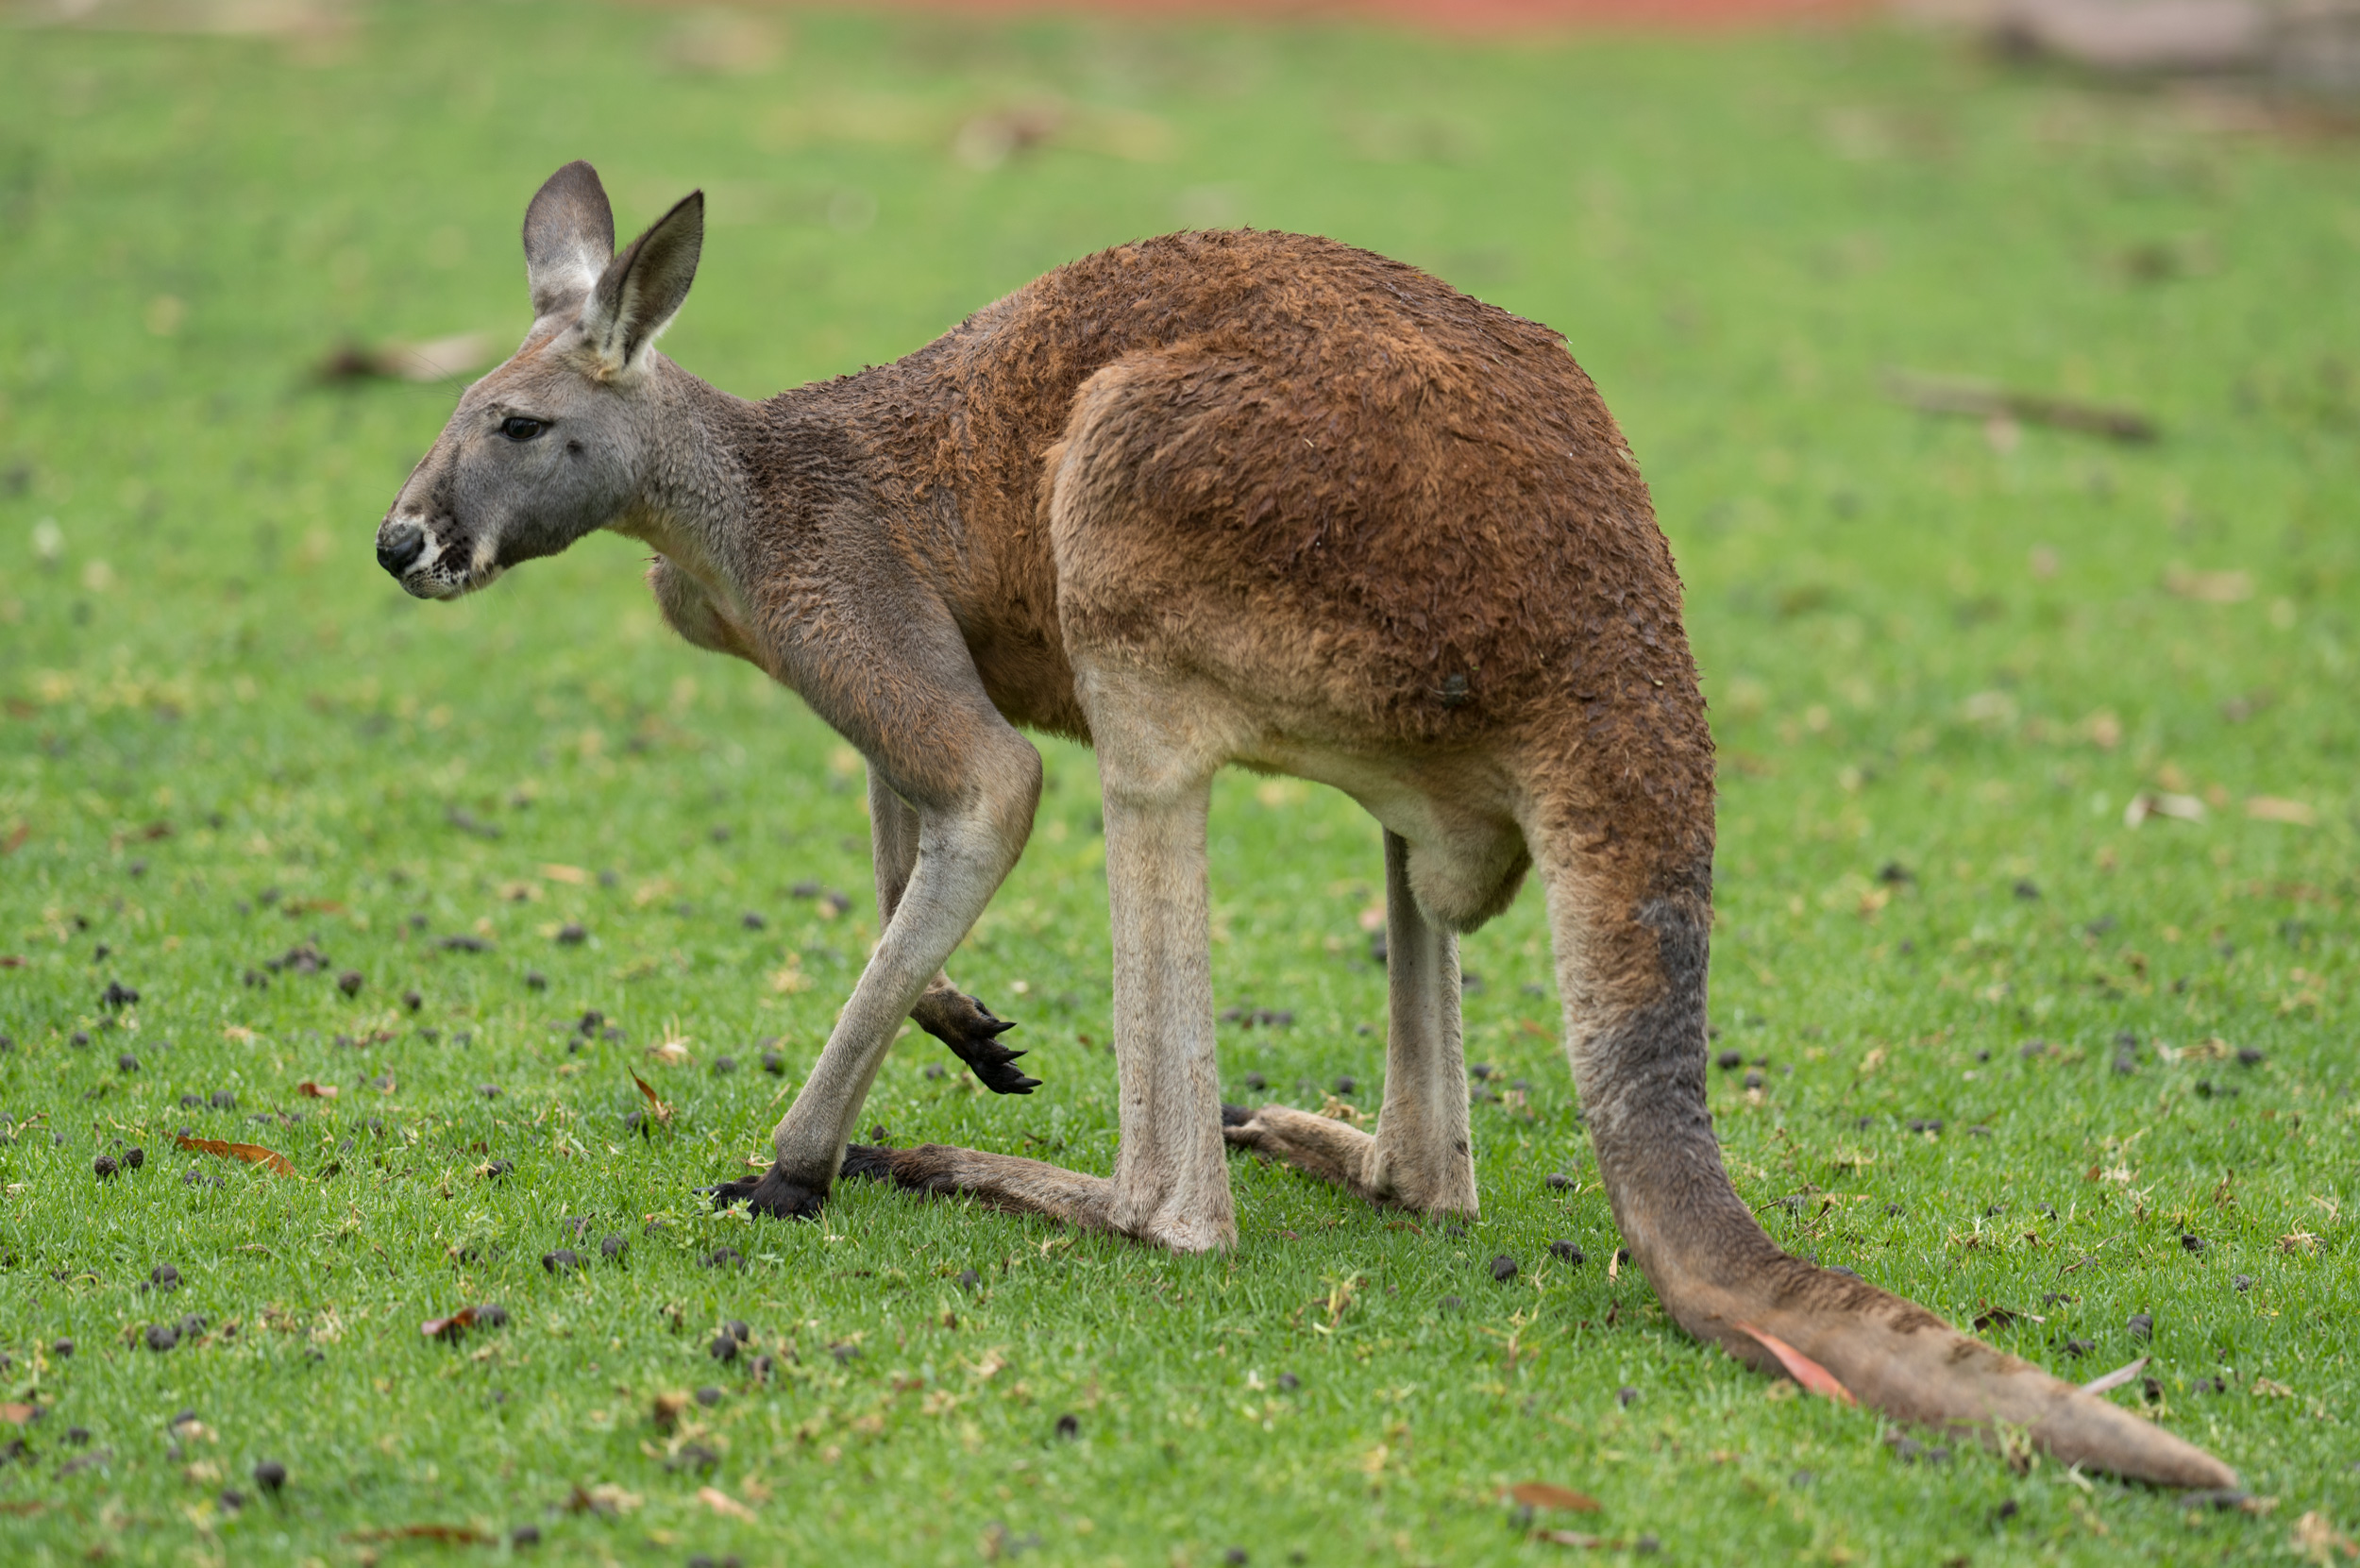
[
  {"xmin": 1743, "ymin": 1071, "xmax": 1764, "ymax": 1089},
  {"xmin": 1545, "ymin": 1172, "xmax": 1573, "ymax": 1190},
  {"xmin": 1333, "ymin": 1076, "xmax": 1356, "ymax": 1095},
  {"xmin": 695, "ymin": 1386, "xmax": 722, "ymax": 1407},
  {"xmin": 1054, "ymin": 1412, "xmax": 1080, "ymax": 1439},
  {"xmin": 726, "ymin": 1321, "xmax": 751, "ymax": 1342},
  {"xmin": 601, "ymin": 1234, "xmax": 627, "ymax": 1259},
  {"xmin": 1276, "ymin": 1373, "xmax": 1299, "ymax": 1391},
  {"xmin": 51, "ymin": 1340, "xmax": 71, "ymax": 1358},
  {"xmin": 484, "ymin": 1159, "xmax": 514, "ymax": 1179},
  {"xmin": 709, "ymin": 1334, "xmax": 738, "ymax": 1362},
  {"xmin": 151, "ymin": 1264, "xmax": 180, "ymax": 1290},
  {"xmin": 93, "ymin": 1155, "xmax": 118, "ymax": 1179},
  {"xmin": 1549, "ymin": 1240, "xmax": 1584, "ymax": 1265},
  {"xmin": 253, "ymin": 1458, "xmax": 286, "ymax": 1492},
  {"xmin": 2128, "ymin": 1312, "xmax": 2153, "ymax": 1340},
  {"xmin": 117, "ymin": 1054, "xmax": 139, "ymax": 1073},
  {"xmin": 144, "ymin": 1323, "xmax": 178, "ymax": 1352},
  {"xmin": 1224, "ymin": 1550, "xmax": 1248, "ymax": 1565},
  {"xmin": 957, "ymin": 1268, "xmax": 981, "ymax": 1291},
  {"xmin": 712, "ymin": 1056, "xmax": 736, "ymax": 1075},
  {"xmin": 1716, "ymin": 1050, "xmax": 1743, "ymax": 1071},
  {"xmin": 542, "ymin": 1250, "xmax": 579, "ymax": 1274},
  {"xmin": 704, "ymin": 1247, "xmax": 744, "ymax": 1269},
  {"xmin": 2233, "ymin": 1273, "xmax": 2252, "ymax": 1292},
  {"xmin": 1616, "ymin": 1386, "xmax": 1638, "ymax": 1408},
  {"xmin": 1490, "ymin": 1254, "xmax": 1519, "ymax": 1282},
  {"xmin": 764, "ymin": 1052, "xmax": 786, "ymax": 1075},
  {"xmin": 741, "ymin": 912, "xmax": 766, "ymax": 930},
  {"xmin": 556, "ymin": 923, "xmax": 586, "ymax": 945},
  {"xmin": 511, "ymin": 1526, "xmax": 540, "ymax": 1546},
  {"xmin": 2181, "ymin": 1234, "xmax": 2205, "ymax": 1253},
  {"xmin": 125, "ymin": 1146, "xmax": 144, "ymax": 1168},
  {"xmin": 1438, "ymin": 1295, "xmax": 1463, "ymax": 1312}
]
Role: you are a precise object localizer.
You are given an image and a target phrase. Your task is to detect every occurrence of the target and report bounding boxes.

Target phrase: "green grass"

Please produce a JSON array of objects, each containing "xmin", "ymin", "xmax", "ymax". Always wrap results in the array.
[{"xmin": 1, "ymin": 4, "xmax": 2355, "ymax": 1563}]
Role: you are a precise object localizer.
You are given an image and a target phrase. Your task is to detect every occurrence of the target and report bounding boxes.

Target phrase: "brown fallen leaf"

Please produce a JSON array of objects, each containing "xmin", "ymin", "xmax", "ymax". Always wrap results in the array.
[
  {"xmin": 631, "ymin": 1071, "xmax": 673, "ymax": 1126},
  {"xmin": 174, "ymin": 1133, "xmax": 296, "ymax": 1178},
  {"xmin": 421, "ymin": 1307, "xmax": 480, "ymax": 1341},
  {"xmin": 316, "ymin": 331, "xmax": 496, "ymax": 385},
  {"xmin": 1736, "ymin": 1323, "xmax": 1857, "ymax": 1406},
  {"xmin": 696, "ymin": 1485, "xmax": 756, "ymax": 1521},
  {"xmin": 2163, "ymin": 565, "xmax": 2252, "ymax": 603},
  {"xmin": 2245, "ymin": 797, "xmax": 2316, "ymax": 827},
  {"xmin": 2082, "ymin": 1356, "xmax": 2149, "ymax": 1396},
  {"xmin": 1, "ymin": 822, "xmax": 27, "ymax": 855},
  {"xmin": 2292, "ymin": 1509, "xmax": 2358, "ymax": 1561},
  {"xmin": 344, "ymin": 1525, "xmax": 491, "ymax": 1544},
  {"xmin": 1887, "ymin": 370, "xmax": 2157, "ymax": 443},
  {"xmin": 646, "ymin": 1038, "xmax": 693, "ymax": 1068},
  {"xmin": 1511, "ymin": 1481, "xmax": 1601, "ymax": 1512},
  {"xmin": 540, "ymin": 863, "xmax": 589, "ymax": 885},
  {"xmin": 565, "ymin": 1483, "xmax": 641, "ymax": 1516},
  {"xmin": 296, "ymin": 1081, "xmax": 338, "ymax": 1099},
  {"xmin": 1536, "ymin": 1530, "xmax": 1623, "ymax": 1549},
  {"xmin": 0, "ymin": 1403, "xmax": 37, "ymax": 1425}
]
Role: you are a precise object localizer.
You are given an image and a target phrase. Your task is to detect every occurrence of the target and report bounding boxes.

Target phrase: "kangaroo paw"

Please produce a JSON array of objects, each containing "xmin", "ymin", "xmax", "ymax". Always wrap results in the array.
[
  {"xmin": 914, "ymin": 989, "xmax": 1040, "ymax": 1094},
  {"xmin": 705, "ymin": 1160, "xmax": 827, "ymax": 1220}
]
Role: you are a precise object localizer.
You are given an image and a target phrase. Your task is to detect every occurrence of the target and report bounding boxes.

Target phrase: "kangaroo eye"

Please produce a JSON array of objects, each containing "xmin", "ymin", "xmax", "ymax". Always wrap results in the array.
[{"xmin": 500, "ymin": 416, "xmax": 547, "ymax": 442}]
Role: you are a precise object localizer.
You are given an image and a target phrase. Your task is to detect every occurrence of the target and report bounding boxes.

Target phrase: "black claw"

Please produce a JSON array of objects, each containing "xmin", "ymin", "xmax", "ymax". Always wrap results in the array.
[
  {"xmin": 1221, "ymin": 1103, "xmax": 1252, "ymax": 1127},
  {"xmin": 705, "ymin": 1162, "xmax": 826, "ymax": 1220},
  {"xmin": 915, "ymin": 991, "xmax": 1041, "ymax": 1094}
]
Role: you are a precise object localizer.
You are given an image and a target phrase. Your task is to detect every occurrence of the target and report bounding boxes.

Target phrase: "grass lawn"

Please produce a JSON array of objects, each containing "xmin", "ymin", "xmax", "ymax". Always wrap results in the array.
[{"xmin": 2, "ymin": 4, "xmax": 2356, "ymax": 1562}]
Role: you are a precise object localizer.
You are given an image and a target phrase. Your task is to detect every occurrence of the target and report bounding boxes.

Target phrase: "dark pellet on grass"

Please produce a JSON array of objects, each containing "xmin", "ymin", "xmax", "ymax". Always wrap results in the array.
[
  {"xmin": 695, "ymin": 1386, "xmax": 722, "ymax": 1407},
  {"xmin": 1054, "ymin": 1413, "xmax": 1080, "ymax": 1440},
  {"xmin": 253, "ymin": 1459, "xmax": 285, "ymax": 1492},
  {"xmin": 710, "ymin": 1334, "xmax": 738, "ymax": 1362},
  {"xmin": 177, "ymin": 1314, "xmax": 207, "ymax": 1338},
  {"xmin": 1635, "ymin": 1535, "xmax": 1660, "ymax": 1555},
  {"xmin": 474, "ymin": 1304, "xmax": 510, "ymax": 1328},
  {"xmin": 830, "ymin": 1342, "xmax": 860, "ymax": 1365},
  {"xmin": 1743, "ymin": 1070, "xmax": 1764, "ymax": 1089},
  {"xmin": 1544, "ymin": 1172, "xmax": 1572, "ymax": 1190},
  {"xmin": 1884, "ymin": 1203, "xmax": 1903, "ymax": 1216},
  {"xmin": 1224, "ymin": 1550, "xmax": 1248, "ymax": 1566},
  {"xmin": 704, "ymin": 1247, "xmax": 743, "ymax": 1269},
  {"xmin": 511, "ymin": 1526, "xmax": 540, "ymax": 1547},
  {"xmin": 2233, "ymin": 1273, "xmax": 2252, "ymax": 1292},
  {"xmin": 1438, "ymin": 1295, "xmax": 1463, "ymax": 1312},
  {"xmin": 151, "ymin": 1264, "xmax": 179, "ymax": 1290},
  {"xmin": 2065, "ymin": 1338, "xmax": 2092, "ymax": 1357},
  {"xmin": 765, "ymin": 1052, "xmax": 786, "ymax": 1075},
  {"xmin": 1616, "ymin": 1386, "xmax": 1638, "ymax": 1408},
  {"xmin": 556, "ymin": 923, "xmax": 586, "ymax": 945},
  {"xmin": 1996, "ymin": 1498, "xmax": 2020, "ymax": 1522},
  {"xmin": 1491, "ymin": 1254, "xmax": 1518, "ymax": 1282},
  {"xmin": 741, "ymin": 912, "xmax": 766, "ymax": 930},
  {"xmin": 93, "ymin": 1155, "xmax": 118, "ymax": 1179},
  {"xmin": 124, "ymin": 1146, "xmax": 143, "ymax": 1168},
  {"xmin": 66, "ymin": 1427, "xmax": 89, "ymax": 1446},
  {"xmin": 478, "ymin": 1084, "xmax": 499, "ymax": 1098},
  {"xmin": 143, "ymin": 1324, "xmax": 177, "ymax": 1352},
  {"xmin": 1716, "ymin": 1050, "xmax": 1743, "ymax": 1071},
  {"xmin": 1242, "ymin": 1071, "xmax": 1266, "ymax": 1092},
  {"xmin": 2237, "ymin": 1046, "xmax": 2265, "ymax": 1067},
  {"xmin": 542, "ymin": 1250, "xmax": 579, "ymax": 1274},
  {"xmin": 2182, "ymin": 1234, "xmax": 2205, "ymax": 1253},
  {"xmin": 1549, "ymin": 1239, "xmax": 1584, "ymax": 1265},
  {"xmin": 1615, "ymin": 1249, "xmax": 1630, "ymax": 1265},
  {"xmin": 2128, "ymin": 1312, "xmax": 2153, "ymax": 1340},
  {"xmin": 116, "ymin": 1053, "xmax": 139, "ymax": 1073},
  {"xmin": 1333, "ymin": 1076, "xmax": 1356, "ymax": 1095},
  {"xmin": 601, "ymin": 1234, "xmax": 627, "ymax": 1259},
  {"xmin": 712, "ymin": 1056, "xmax": 736, "ymax": 1075},
  {"xmin": 52, "ymin": 1340, "xmax": 71, "ymax": 1357},
  {"xmin": 484, "ymin": 1159, "xmax": 513, "ymax": 1179},
  {"xmin": 401, "ymin": 989, "xmax": 421, "ymax": 1011},
  {"xmin": 957, "ymin": 1268, "xmax": 980, "ymax": 1291},
  {"xmin": 71, "ymin": 1033, "xmax": 89, "ymax": 1047},
  {"xmin": 1276, "ymin": 1373, "xmax": 1299, "ymax": 1391},
  {"xmin": 726, "ymin": 1321, "xmax": 750, "ymax": 1342}
]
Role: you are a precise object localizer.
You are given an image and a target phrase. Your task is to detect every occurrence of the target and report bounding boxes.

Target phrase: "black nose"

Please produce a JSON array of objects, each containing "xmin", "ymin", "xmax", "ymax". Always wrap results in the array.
[{"xmin": 377, "ymin": 520, "xmax": 426, "ymax": 576}]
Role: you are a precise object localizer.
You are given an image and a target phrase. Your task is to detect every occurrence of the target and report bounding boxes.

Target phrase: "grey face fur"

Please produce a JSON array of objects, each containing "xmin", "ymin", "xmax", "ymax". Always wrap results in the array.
[{"xmin": 374, "ymin": 161, "xmax": 703, "ymax": 599}]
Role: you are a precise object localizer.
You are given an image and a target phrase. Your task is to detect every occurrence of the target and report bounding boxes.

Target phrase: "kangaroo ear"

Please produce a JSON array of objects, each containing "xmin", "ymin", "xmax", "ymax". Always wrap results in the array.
[
  {"xmin": 523, "ymin": 160, "xmax": 615, "ymax": 321},
  {"xmin": 582, "ymin": 191, "xmax": 703, "ymax": 375}
]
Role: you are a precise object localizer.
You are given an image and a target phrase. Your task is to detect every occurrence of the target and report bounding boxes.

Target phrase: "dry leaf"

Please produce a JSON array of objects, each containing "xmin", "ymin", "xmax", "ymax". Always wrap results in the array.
[
  {"xmin": 631, "ymin": 1072, "xmax": 673, "ymax": 1126},
  {"xmin": 540, "ymin": 863, "xmax": 589, "ymax": 885},
  {"xmin": 2292, "ymin": 1510, "xmax": 2358, "ymax": 1561},
  {"xmin": 1736, "ymin": 1323, "xmax": 1856, "ymax": 1405},
  {"xmin": 344, "ymin": 1525, "xmax": 491, "ymax": 1544},
  {"xmin": 2245, "ymin": 797, "xmax": 2316, "ymax": 827},
  {"xmin": 565, "ymin": 1483, "xmax": 641, "ymax": 1516},
  {"xmin": 768, "ymin": 964, "xmax": 812, "ymax": 994},
  {"xmin": 0, "ymin": 1404, "xmax": 36, "ymax": 1424},
  {"xmin": 696, "ymin": 1486, "xmax": 756, "ymax": 1521},
  {"xmin": 2082, "ymin": 1356, "xmax": 2149, "ymax": 1395},
  {"xmin": 1537, "ymin": 1530, "xmax": 1620, "ymax": 1548},
  {"xmin": 1511, "ymin": 1482, "xmax": 1601, "ymax": 1512},
  {"xmin": 647, "ymin": 1038, "xmax": 693, "ymax": 1067},
  {"xmin": 2253, "ymin": 1376, "xmax": 2296, "ymax": 1399},
  {"xmin": 296, "ymin": 1081, "xmax": 338, "ymax": 1100},
  {"xmin": 2163, "ymin": 565, "xmax": 2252, "ymax": 603},
  {"xmin": 2124, "ymin": 791, "xmax": 2205, "ymax": 827},
  {"xmin": 2280, "ymin": 1231, "xmax": 2321, "ymax": 1255},
  {"xmin": 174, "ymin": 1133, "xmax": 296, "ymax": 1177}
]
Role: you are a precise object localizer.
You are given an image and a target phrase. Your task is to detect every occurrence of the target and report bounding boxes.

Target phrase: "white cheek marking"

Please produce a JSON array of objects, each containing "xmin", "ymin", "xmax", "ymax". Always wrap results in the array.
[{"xmin": 470, "ymin": 533, "xmax": 501, "ymax": 575}]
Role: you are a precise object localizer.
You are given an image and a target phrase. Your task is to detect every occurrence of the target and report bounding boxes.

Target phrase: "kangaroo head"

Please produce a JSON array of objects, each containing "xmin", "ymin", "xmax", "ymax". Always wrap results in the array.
[{"xmin": 376, "ymin": 161, "xmax": 703, "ymax": 599}]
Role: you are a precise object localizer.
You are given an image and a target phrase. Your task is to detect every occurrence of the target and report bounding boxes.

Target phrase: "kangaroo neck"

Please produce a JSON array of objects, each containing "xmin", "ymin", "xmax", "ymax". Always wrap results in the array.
[{"xmin": 607, "ymin": 360, "xmax": 767, "ymax": 599}]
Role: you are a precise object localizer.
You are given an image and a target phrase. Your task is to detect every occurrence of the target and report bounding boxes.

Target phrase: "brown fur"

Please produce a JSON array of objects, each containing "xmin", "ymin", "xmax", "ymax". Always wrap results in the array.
[{"xmin": 374, "ymin": 164, "xmax": 2236, "ymax": 1491}]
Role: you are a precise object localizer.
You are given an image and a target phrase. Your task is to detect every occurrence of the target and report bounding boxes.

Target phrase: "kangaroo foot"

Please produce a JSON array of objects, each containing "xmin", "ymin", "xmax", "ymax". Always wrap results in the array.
[
  {"xmin": 1222, "ymin": 1102, "xmax": 1376, "ymax": 1195},
  {"xmin": 913, "ymin": 988, "xmax": 1039, "ymax": 1094},
  {"xmin": 838, "ymin": 1141, "xmax": 1117, "ymax": 1230},
  {"xmin": 705, "ymin": 1159, "xmax": 828, "ymax": 1220}
]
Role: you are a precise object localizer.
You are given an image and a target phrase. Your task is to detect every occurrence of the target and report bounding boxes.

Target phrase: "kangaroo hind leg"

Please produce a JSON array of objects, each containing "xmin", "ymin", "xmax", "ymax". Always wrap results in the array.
[{"xmin": 1224, "ymin": 827, "xmax": 1480, "ymax": 1218}]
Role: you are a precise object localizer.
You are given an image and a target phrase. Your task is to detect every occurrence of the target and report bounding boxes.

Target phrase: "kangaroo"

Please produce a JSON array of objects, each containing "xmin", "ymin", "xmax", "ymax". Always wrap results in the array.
[{"xmin": 376, "ymin": 161, "xmax": 2234, "ymax": 1490}]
